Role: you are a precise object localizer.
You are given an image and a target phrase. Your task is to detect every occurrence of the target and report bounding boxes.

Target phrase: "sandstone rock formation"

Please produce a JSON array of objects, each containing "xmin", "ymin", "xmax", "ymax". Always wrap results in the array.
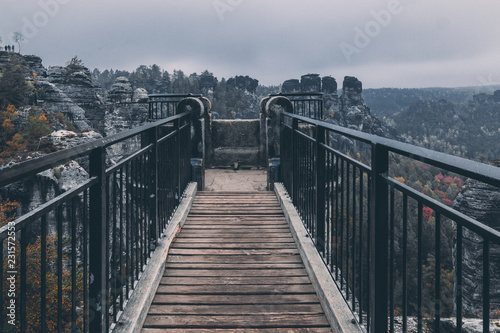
[
  {"xmin": 453, "ymin": 175, "xmax": 500, "ymax": 317},
  {"xmin": 108, "ymin": 76, "xmax": 133, "ymax": 103},
  {"xmin": 282, "ymin": 79, "xmax": 300, "ymax": 93}
]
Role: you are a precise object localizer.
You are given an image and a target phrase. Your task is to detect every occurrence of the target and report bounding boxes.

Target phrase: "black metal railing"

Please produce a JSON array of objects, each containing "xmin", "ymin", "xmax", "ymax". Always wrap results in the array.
[
  {"xmin": 271, "ymin": 92, "xmax": 324, "ymax": 120},
  {"xmin": 0, "ymin": 111, "xmax": 194, "ymax": 332},
  {"xmin": 148, "ymin": 93, "xmax": 202, "ymax": 120},
  {"xmin": 279, "ymin": 111, "xmax": 500, "ymax": 333}
]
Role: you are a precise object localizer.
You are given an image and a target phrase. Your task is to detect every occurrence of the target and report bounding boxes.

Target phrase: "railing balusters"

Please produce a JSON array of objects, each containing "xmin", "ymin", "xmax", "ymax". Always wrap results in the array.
[
  {"xmin": 456, "ymin": 224, "xmax": 463, "ymax": 332},
  {"xmin": 483, "ymin": 240, "xmax": 490, "ymax": 333},
  {"xmin": 316, "ymin": 127, "xmax": 326, "ymax": 253},
  {"xmin": 402, "ymin": 194, "xmax": 408, "ymax": 333},
  {"xmin": 71, "ymin": 196, "xmax": 78, "ymax": 331},
  {"xmin": 359, "ymin": 168, "xmax": 364, "ymax": 325},
  {"xmin": 435, "ymin": 212, "xmax": 441, "ymax": 332},
  {"xmin": 89, "ymin": 146, "xmax": 107, "ymax": 333},
  {"xmin": 20, "ymin": 228, "xmax": 27, "ymax": 333},
  {"xmin": 112, "ymin": 171, "xmax": 118, "ymax": 323},
  {"xmin": 83, "ymin": 190, "xmax": 89, "ymax": 333},
  {"xmin": 41, "ymin": 215, "xmax": 47, "ymax": 333},
  {"xmin": 370, "ymin": 143, "xmax": 389, "ymax": 332},
  {"xmin": 57, "ymin": 205, "xmax": 63, "ymax": 333},
  {"xmin": 389, "ymin": 185, "xmax": 395, "ymax": 332},
  {"xmin": 417, "ymin": 203, "xmax": 423, "ymax": 333}
]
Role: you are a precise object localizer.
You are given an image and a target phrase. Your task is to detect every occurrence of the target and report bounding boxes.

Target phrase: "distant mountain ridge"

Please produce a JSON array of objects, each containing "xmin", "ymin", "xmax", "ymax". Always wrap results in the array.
[{"xmin": 363, "ymin": 85, "xmax": 500, "ymax": 118}]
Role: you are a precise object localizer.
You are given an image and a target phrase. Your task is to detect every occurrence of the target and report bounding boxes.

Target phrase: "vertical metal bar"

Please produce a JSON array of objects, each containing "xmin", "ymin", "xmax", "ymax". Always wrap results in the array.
[
  {"xmin": 291, "ymin": 118, "xmax": 298, "ymax": 202},
  {"xmin": 57, "ymin": 206, "xmax": 63, "ymax": 333},
  {"xmin": 335, "ymin": 154, "xmax": 340, "ymax": 281},
  {"xmin": 352, "ymin": 166, "xmax": 357, "ymax": 312},
  {"xmin": 21, "ymin": 228, "xmax": 27, "ymax": 333},
  {"xmin": 483, "ymin": 240, "xmax": 490, "ymax": 333},
  {"xmin": 456, "ymin": 225, "xmax": 463, "ymax": 332},
  {"xmin": 89, "ymin": 147, "xmax": 107, "ymax": 333},
  {"xmin": 435, "ymin": 213, "xmax": 441, "ymax": 333},
  {"xmin": 71, "ymin": 197, "xmax": 77, "ymax": 331},
  {"xmin": 112, "ymin": 171, "xmax": 117, "ymax": 322},
  {"xmin": 176, "ymin": 119, "xmax": 182, "ymax": 206},
  {"xmin": 0, "ymin": 238, "xmax": 3, "ymax": 330},
  {"xmin": 402, "ymin": 194, "xmax": 408, "ymax": 333},
  {"xmin": 83, "ymin": 190, "xmax": 88, "ymax": 333},
  {"xmin": 346, "ymin": 161, "xmax": 351, "ymax": 300},
  {"xmin": 340, "ymin": 158, "xmax": 345, "ymax": 291},
  {"xmin": 105, "ymin": 174, "xmax": 110, "ymax": 330},
  {"xmin": 119, "ymin": 168, "xmax": 124, "ymax": 310},
  {"xmin": 359, "ymin": 169, "xmax": 364, "ymax": 324},
  {"xmin": 138, "ymin": 155, "xmax": 143, "ymax": 272},
  {"xmin": 389, "ymin": 185, "xmax": 395, "ymax": 333},
  {"xmin": 366, "ymin": 173, "xmax": 372, "ymax": 333},
  {"xmin": 417, "ymin": 203, "xmax": 423, "ymax": 333},
  {"xmin": 370, "ymin": 143, "xmax": 389, "ymax": 333},
  {"xmin": 134, "ymin": 157, "xmax": 139, "ymax": 280},
  {"xmin": 126, "ymin": 162, "xmax": 131, "ymax": 297},
  {"xmin": 41, "ymin": 215, "xmax": 47, "ymax": 333}
]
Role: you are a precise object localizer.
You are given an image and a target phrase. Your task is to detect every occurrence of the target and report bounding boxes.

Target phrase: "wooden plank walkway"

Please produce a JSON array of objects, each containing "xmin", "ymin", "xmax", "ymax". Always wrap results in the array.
[{"xmin": 142, "ymin": 191, "xmax": 333, "ymax": 332}]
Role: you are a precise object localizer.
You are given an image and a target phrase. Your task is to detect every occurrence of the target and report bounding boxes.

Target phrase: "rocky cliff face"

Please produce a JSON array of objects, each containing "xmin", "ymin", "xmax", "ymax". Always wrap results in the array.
[
  {"xmin": 43, "ymin": 66, "xmax": 107, "ymax": 133},
  {"xmin": 453, "ymin": 175, "xmax": 500, "ymax": 317},
  {"xmin": 281, "ymin": 74, "xmax": 395, "ymax": 138}
]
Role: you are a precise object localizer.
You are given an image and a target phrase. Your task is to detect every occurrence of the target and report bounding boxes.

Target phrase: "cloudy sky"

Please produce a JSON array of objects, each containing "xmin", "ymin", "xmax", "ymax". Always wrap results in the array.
[{"xmin": 1, "ymin": 0, "xmax": 499, "ymax": 88}]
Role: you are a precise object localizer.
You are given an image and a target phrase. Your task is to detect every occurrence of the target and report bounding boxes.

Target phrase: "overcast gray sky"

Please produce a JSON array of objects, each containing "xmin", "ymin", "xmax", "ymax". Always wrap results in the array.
[{"xmin": 1, "ymin": 0, "xmax": 499, "ymax": 88}]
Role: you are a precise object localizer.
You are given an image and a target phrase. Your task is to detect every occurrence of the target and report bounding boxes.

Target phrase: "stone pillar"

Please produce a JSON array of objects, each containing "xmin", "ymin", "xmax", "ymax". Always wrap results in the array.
[
  {"xmin": 262, "ymin": 96, "xmax": 293, "ymax": 190},
  {"xmin": 177, "ymin": 97, "xmax": 207, "ymax": 190}
]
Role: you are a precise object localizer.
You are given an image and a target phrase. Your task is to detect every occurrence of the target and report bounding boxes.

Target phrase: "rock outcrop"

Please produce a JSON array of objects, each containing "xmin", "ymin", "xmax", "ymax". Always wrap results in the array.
[
  {"xmin": 282, "ymin": 79, "xmax": 300, "ymax": 93},
  {"xmin": 453, "ymin": 174, "xmax": 500, "ymax": 317},
  {"xmin": 300, "ymin": 74, "xmax": 321, "ymax": 92},
  {"xmin": 44, "ymin": 66, "xmax": 107, "ymax": 133},
  {"xmin": 280, "ymin": 75, "xmax": 393, "ymax": 138},
  {"xmin": 108, "ymin": 76, "xmax": 133, "ymax": 103},
  {"xmin": 227, "ymin": 75, "xmax": 259, "ymax": 94}
]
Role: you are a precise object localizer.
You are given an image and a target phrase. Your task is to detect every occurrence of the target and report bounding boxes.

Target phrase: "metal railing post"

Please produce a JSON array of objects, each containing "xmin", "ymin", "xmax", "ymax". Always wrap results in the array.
[
  {"xmin": 291, "ymin": 118, "xmax": 298, "ymax": 201},
  {"xmin": 315, "ymin": 125, "xmax": 326, "ymax": 253},
  {"xmin": 176, "ymin": 118, "xmax": 182, "ymax": 200},
  {"xmin": 89, "ymin": 147, "xmax": 107, "ymax": 333},
  {"xmin": 147, "ymin": 127, "xmax": 159, "ymax": 246},
  {"xmin": 370, "ymin": 143, "xmax": 389, "ymax": 332}
]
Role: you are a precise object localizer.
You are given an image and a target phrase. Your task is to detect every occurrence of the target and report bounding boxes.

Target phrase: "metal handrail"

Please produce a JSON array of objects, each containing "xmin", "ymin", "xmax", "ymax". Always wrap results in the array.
[
  {"xmin": 279, "ymin": 110, "xmax": 500, "ymax": 332},
  {"xmin": 0, "ymin": 110, "xmax": 194, "ymax": 332}
]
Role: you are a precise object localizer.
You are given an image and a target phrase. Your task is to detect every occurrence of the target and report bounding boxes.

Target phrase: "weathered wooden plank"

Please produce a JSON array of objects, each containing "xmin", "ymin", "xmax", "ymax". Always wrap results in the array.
[
  {"xmin": 147, "ymin": 303, "xmax": 325, "ymax": 315},
  {"xmin": 163, "ymin": 269, "xmax": 308, "ymax": 277},
  {"xmin": 192, "ymin": 202, "xmax": 281, "ymax": 206},
  {"xmin": 165, "ymin": 263, "xmax": 305, "ymax": 270},
  {"xmin": 186, "ymin": 216, "xmax": 286, "ymax": 221},
  {"xmin": 143, "ymin": 328, "xmax": 333, "ymax": 333},
  {"xmin": 177, "ymin": 229, "xmax": 292, "ymax": 235},
  {"xmin": 155, "ymin": 284, "xmax": 316, "ymax": 295},
  {"xmin": 159, "ymin": 276, "xmax": 311, "ymax": 285},
  {"xmin": 184, "ymin": 223, "xmax": 288, "ymax": 227},
  {"xmin": 142, "ymin": 314, "xmax": 330, "ymax": 329},
  {"xmin": 170, "ymin": 243, "xmax": 297, "ymax": 249},
  {"xmin": 168, "ymin": 248, "xmax": 300, "ymax": 255},
  {"xmin": 182, "ymin": 225, "xmax": 289, "ymax": 229},
  {"xmin": 151, "ymin": 294, "xmax": 321, "ymax": 305},
  {"xmin": 189, "ymin": 211, "xmax": 285, "ymax": 215},
  {"xmin": 179, "ymin": 227, "xmax": 290, "ymax": 232},
  {"xmin": 175, "ymin": 232, "xmax": 293, "ymax": 238},
  {"xmin": 166, "ymin": 255, "xmax": 302, "ymax": 264},
  {"xmin": 196, "ymin": 192, "xmax": 274, "ymax": 196},
  {"xmin": 172, "ymin": 237, "xmax": 295, "ymax": 243}
]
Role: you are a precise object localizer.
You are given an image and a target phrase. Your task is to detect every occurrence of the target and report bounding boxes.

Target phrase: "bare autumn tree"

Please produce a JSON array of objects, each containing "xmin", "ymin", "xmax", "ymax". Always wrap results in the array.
[{"xmin": 12, "ymin": 32, "xmax": 24, "ymax": 53}]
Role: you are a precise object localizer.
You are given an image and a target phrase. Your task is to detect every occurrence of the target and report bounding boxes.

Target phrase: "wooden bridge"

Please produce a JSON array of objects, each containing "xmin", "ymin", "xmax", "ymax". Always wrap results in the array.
[
  {"xmin": 112, "ymin": 170, "xmax": 356, "ymax": 332},
  {"xmin": 2, "ymin": 94, "xmax": 499, "ymax": 333},
  {"xmin": 142, "ymin": 190, "xmax": 332, "ymax": 332}
]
